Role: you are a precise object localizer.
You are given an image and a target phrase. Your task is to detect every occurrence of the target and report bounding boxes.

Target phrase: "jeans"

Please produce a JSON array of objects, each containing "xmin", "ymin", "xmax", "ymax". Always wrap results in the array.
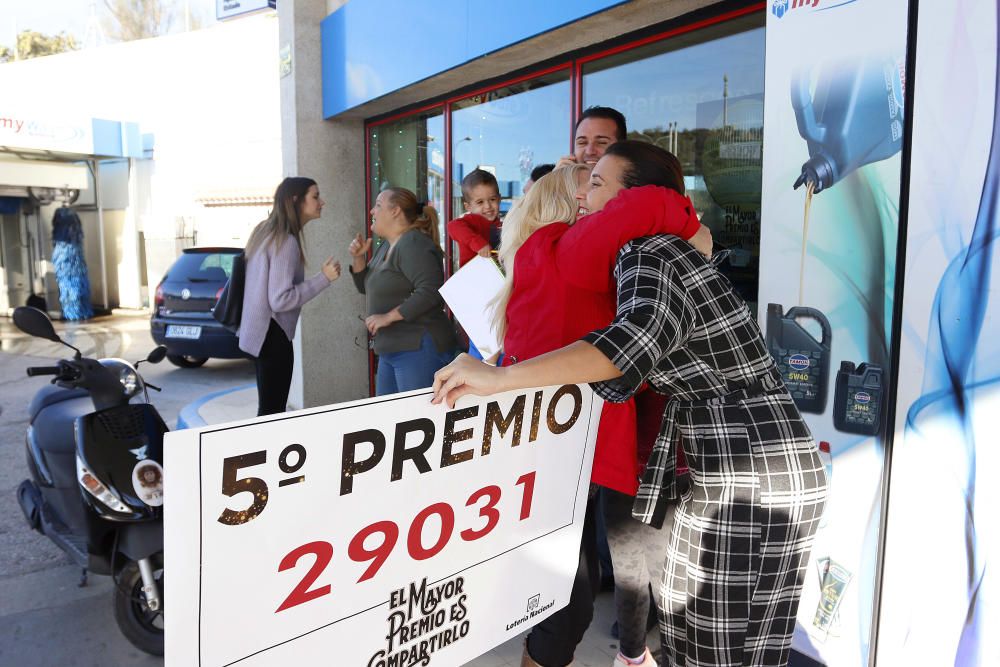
[{"xmin": 375, "ymin": 332, "xmax": 456, "ymax": 396}]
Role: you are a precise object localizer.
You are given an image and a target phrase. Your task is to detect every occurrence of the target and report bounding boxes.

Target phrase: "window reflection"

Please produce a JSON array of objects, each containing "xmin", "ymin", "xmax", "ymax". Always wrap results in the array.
[
  {"xmin": 450, "ymin": 72, "xmax": 572, "ymax": 222},
  {"xmin": 368, "ymin": 109, "xmax": 446, "ymax": 247},
  {"xmin": 583, "ymin": 15, "xmax": 765, "ymax": 307}
]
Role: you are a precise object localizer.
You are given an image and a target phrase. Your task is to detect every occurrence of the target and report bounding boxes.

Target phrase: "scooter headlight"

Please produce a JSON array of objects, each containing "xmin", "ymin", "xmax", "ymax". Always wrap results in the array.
[
  {"xmin": 76, "ymin": 457, "xmax": 131, "ymax": 514},
  {"xmin": 119, "ymin": 367, "xmax": 139, "ymax": 396}
]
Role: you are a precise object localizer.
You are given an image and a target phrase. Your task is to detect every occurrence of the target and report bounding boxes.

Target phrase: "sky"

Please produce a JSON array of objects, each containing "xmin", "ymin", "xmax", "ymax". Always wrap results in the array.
[{"xmin": 0, "ymin": 0, "xmax": 218, "ymax": 46}]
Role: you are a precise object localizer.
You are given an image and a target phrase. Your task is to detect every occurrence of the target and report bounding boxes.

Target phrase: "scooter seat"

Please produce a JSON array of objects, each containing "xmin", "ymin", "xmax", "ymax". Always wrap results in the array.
[
  {"xmin": 32, "ymin": 394, "xmax": 94, "ymax": 455},
  {"xmin": 29, "ymin": 385, "xmax": 89, "ymax": 423}
]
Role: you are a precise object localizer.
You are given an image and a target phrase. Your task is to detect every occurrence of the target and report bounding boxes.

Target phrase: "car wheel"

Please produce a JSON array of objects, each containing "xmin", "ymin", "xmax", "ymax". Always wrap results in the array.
[{"xmin": 167, "ymin": 354, "xmax": 208, "ymax": 368}]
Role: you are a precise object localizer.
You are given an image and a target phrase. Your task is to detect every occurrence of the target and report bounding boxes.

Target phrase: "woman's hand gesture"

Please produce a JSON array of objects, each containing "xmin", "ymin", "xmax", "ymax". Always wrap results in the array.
[
  {"xmin": 349, "ymin": 233, "xmax": 372, "ymax": 273},
  {"xmin": 349, "ymin": 233, "xmax": 372, "ymax": 258},
  {"xmin": 321, "ymin": 257, "xmax": 341, "ymax": 281}
]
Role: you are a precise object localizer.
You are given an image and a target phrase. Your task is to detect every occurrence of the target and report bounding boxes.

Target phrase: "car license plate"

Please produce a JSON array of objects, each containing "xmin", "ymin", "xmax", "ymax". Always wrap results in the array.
[{"xmin": 166, "ymin": 325, "xmax": 202, "ymax": 339}]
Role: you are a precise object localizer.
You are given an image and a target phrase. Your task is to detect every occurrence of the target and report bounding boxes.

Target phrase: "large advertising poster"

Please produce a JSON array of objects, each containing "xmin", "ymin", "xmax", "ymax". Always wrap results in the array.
[
  {"xmin": 760, "ymin": 1, "xmax": 910, "ymax": 664},
  {"xmin": 877, "ymin": 3, "xmax": 999, "ymax": 666},
  {"xmin": 165, "ymin": 385, "xmax": 600, "ymax": 667}
]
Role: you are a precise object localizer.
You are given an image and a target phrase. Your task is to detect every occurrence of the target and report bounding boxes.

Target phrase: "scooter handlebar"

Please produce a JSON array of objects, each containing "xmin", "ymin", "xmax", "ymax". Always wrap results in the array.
[{"xmin": 26, "ymin": 366, "xmax": 61, "ymax": 377}]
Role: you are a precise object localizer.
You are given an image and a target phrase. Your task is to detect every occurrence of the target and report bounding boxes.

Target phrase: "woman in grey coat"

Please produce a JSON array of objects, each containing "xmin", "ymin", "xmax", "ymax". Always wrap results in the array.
[
  {"xmin": 349, "ymin": 187, "xmax": 457, "ymax": 395},
  {"xmin": 239, "ymin": 177, "xmax": 340, "ymax": 415}
]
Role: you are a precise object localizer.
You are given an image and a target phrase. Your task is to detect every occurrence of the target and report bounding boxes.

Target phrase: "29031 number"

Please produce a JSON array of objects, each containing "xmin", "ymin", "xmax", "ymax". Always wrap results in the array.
[{"xmin": 275, "ymin": 471, "xmax": 536, "ymax": 613}]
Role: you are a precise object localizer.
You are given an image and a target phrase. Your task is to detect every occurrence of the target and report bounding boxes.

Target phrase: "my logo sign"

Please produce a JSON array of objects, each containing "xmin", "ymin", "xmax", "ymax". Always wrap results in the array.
[
  {"xmin": 772, "ymin": 0, "xmax": 821, "ymax": 19},
  {"xmin": 788, "ymin": 354, "xmax": 811, "ymax": 370},
  {"xmin": 854, "ymin": 391, "xmax": 872, "ymax": 404}
]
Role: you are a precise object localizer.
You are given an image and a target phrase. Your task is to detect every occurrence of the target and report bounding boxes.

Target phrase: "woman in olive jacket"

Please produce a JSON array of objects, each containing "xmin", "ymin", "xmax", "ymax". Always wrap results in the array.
[{"xmin": 349, "ymin": 187, "xmax": 457, "ymax": 395}]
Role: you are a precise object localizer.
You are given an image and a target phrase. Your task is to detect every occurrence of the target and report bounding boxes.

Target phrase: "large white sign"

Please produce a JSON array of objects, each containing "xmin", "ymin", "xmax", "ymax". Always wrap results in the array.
[{"xmin": 165, "ymin": 385, "xmax": 600, "ymax": 667}]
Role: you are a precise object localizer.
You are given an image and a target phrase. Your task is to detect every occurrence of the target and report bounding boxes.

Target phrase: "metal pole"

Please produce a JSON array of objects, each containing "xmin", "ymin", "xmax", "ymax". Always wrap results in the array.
[{"xmin": 93, "ymin": 160, "xmax": 109, "ymax": 310}]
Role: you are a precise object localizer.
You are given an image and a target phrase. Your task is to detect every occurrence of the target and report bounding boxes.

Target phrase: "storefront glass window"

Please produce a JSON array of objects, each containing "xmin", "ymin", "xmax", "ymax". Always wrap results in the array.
[
  {"xmin": 368, "ymin": 109, "xmax": 446, "ymax": 248},
  {"xmin": 582, "ymin": 14, "xmax": 765, "ymax": 307},
  {"xmin": 450, "ymin": 72, "xmax": 571, "ymax": 267}
]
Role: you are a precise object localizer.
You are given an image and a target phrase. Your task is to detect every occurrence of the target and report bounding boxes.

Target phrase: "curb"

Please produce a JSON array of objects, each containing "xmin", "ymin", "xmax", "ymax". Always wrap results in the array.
[{"xmin": 176, "ymin": 383, "xmax": 256, "ymax": 430}]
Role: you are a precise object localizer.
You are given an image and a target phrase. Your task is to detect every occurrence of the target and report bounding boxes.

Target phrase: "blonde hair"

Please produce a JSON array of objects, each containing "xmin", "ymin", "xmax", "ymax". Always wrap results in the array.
[
  {"xmin": 383, "ymin": 187, "xmax": 440, "ymax": 245},
  {"xmin": 490, "ymin": 163, "xmax": 591, "ymax": 342},
  {"xmin": 245, "ymin": 177, "xmax": 315, "ymax": 263}
]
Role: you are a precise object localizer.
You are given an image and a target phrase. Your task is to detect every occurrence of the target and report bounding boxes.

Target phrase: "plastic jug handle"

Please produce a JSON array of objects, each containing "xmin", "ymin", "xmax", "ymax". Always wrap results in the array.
[
  {"xmin": 785, "ymin": 306, "xmax": 833, "ymax": 345},
  {"xmin": 791, "ymin": 69, "xmax": 825, "ymax": 145}
]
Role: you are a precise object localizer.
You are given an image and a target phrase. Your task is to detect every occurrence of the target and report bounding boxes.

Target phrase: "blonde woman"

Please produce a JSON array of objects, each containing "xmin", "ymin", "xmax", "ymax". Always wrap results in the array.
[
  {"xmin": 239, "ymin": 177, "xmax": 341, "ymax": 416},
  {"xmin": 349, "ymin": 187, "xmax": 457, "ymax": 395},
  {"xmin": 487, "ymin": 163, "xmax": 709, "ymax": 667}
]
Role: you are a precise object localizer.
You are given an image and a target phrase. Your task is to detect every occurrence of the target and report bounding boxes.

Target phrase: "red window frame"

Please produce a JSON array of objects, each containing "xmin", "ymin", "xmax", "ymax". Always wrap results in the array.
[{"xmin": 361, "ymin": 1, "xmax": 765, "ymax": 395}]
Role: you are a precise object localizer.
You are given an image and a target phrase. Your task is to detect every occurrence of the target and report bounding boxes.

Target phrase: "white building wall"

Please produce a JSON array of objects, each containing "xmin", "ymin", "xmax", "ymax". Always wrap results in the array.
[{"xmin": 0, "ymin": 13, "xmax": 282, "ymax": 307}]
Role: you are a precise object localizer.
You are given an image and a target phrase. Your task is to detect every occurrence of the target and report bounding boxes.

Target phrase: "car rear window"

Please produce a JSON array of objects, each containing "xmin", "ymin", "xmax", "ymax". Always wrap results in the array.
[{"xmin": 168, "ymin": 253, "xmax": 237, "ymax": 282}]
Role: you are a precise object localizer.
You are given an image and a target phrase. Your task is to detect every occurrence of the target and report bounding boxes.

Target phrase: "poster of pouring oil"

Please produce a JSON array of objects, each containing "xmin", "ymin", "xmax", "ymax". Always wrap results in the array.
[{"xmin": 759, "ymin": 0, "xmax": 911, "ymax": 664}]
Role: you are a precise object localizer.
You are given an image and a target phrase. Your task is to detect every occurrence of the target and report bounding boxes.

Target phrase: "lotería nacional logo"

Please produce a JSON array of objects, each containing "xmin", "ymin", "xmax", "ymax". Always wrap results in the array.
[{"xmin": 505, "ymin": 594, "xmax": 555, "ymax": 631}]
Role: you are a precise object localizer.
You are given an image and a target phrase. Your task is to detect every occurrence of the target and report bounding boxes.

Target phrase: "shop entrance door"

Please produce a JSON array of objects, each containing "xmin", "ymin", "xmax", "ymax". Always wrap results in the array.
[{"xmin": 0, "ymin": 213, "xmax": 30, "ymax": 311}]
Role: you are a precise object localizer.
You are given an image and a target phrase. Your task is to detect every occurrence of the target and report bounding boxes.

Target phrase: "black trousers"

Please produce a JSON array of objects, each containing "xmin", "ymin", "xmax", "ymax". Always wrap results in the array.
[
  {"xmin": 254, "ymin": 319, "xmax": 294, "ymax": 416},
  {"xmin": 526, "ymin": 495, "xmax": 600, "ymax": 666}
]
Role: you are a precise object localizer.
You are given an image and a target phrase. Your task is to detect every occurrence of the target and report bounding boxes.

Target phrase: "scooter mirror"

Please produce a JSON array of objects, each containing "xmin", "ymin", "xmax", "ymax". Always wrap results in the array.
[
  {"xmin": 147, "ymin": 346, "xmax": 168, "ymax": 365},
  {"xmin": 13, "ymin": 307, "xmax": 61, "ymax": 343}
]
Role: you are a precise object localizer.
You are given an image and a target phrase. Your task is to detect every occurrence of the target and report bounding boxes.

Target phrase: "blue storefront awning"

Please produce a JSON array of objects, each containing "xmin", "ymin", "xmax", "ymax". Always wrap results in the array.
[{"xmin": 320, "ymin": 0, "xmax": 629, "ymax": 117}]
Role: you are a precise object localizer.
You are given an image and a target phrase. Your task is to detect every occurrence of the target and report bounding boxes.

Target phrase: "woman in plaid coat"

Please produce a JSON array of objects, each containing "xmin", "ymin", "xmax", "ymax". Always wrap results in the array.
[{"xmin": 434, "ymin": 142, "xmax": 828, "ymax": 667}]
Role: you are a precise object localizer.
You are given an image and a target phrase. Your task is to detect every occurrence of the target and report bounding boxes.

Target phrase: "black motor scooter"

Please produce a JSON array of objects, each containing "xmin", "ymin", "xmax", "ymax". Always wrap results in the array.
[{"xmin": 14, "ymin": 306, "xmax": 169, "ymax": 655}]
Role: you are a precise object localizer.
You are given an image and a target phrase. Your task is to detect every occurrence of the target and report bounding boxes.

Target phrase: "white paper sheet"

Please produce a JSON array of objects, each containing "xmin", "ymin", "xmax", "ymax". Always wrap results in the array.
[{"xmin": 439, "ymin": 255, "xmax": 505, "ymax": 359}]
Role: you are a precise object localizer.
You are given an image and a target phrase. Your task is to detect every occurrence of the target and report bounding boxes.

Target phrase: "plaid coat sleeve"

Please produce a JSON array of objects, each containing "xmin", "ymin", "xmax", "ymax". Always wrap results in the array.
[{"xmin": 582, "ymin": 241, "xmax": 695, "ymax": 403}]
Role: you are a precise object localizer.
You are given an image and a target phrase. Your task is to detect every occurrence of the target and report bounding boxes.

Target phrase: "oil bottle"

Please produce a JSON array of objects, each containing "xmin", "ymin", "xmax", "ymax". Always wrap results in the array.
[
  {"xmin": 791, "ymin": 55, "xmax": 905, "ymax": 193},
  {"xmin": 833, "ymin": 361, "xmax": 884, "ymax": 435},
  {"xmin": 766, "ymin": 303, "xmax": 831, "ymax": 413}
]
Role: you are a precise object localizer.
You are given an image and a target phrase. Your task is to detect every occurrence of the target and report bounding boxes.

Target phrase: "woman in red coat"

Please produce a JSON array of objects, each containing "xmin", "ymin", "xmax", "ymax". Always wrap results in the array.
[{"xmin": 490, "ymin": 163, "xmax": 710, "ymax": 667}]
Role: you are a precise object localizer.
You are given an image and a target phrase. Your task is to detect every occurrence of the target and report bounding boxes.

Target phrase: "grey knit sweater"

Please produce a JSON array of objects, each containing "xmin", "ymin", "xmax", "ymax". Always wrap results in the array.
[
  {"xmin": 238, "ymin": 233, "xmax": 331, "ymax": 358},
  {"xmin": 350, "ymin": 229, "xmax": 457, "ymax": 355}
]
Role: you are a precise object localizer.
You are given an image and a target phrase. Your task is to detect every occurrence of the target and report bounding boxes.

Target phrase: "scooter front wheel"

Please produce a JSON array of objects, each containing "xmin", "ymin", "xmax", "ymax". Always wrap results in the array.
[{"xmin": 114, "ymin": 557, "xmax": 164, "ymax": 655}]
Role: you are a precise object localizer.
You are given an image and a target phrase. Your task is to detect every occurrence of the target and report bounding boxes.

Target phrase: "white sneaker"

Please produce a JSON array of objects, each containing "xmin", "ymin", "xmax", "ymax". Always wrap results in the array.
[{"xmin": 612, "ymin": 647, "xmax": 656, "ymax": 667}]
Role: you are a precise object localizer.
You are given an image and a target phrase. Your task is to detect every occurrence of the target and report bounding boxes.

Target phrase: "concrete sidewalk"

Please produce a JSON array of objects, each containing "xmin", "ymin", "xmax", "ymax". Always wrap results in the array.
[
  {"xmin": 176, "ymin": 382, "xmax": 257, "ymax": 429},
  {"xmin": 175, "ymin": 388, "xmax": 822, "ymax": 667}
]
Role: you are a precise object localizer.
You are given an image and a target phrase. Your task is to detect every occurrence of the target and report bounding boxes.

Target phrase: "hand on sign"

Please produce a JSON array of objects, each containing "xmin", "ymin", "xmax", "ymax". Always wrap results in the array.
[{"xmin": 432, "ymin": 353, "xmax": 507, "ymax": 408}]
